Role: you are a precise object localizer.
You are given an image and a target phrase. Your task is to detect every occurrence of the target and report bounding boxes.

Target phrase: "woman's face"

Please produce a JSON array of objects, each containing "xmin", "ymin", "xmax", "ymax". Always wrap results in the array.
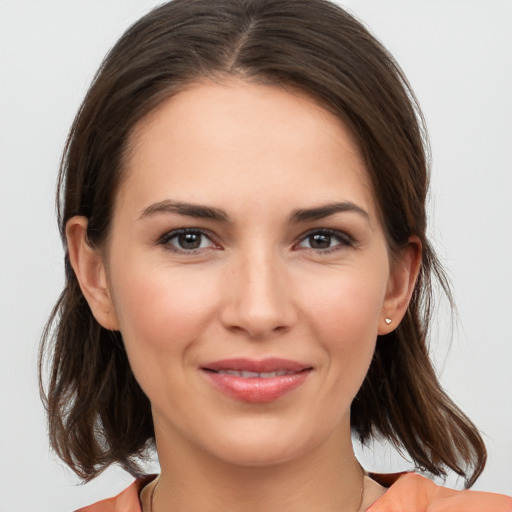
[{"xmin": 91, "ymin": 81, "xmax": 412, "ymax": 467}]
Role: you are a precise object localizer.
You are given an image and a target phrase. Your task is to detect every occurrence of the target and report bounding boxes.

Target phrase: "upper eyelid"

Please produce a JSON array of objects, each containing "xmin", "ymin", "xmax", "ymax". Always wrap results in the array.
[
  {"xmin": 296, "ymin": 228, "xmax": 354, "ymax": 242},
  {"xmin": 156, "ymin": 227, "xmax": 355, "ymax": 249},
  {"xmin": 158, "ymin": 227, "xmax": 217, "ymax": 246},
  {"xmin": 291, "ymin": 229, "xmax": 355, "ymax": 255}
]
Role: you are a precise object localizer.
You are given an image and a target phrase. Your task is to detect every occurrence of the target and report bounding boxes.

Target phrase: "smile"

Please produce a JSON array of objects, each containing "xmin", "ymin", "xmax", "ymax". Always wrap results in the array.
[
  {"xmin": 201, "ymin": 358, "xmax": 313, "ymax": 403},
  {"xmin": 212, "ymin": 370, "xmax": 297, "ymax": 378}
]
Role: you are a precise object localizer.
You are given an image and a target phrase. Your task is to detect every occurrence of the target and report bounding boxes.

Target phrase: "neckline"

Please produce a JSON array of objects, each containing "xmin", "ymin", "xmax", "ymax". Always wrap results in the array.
[
  {"xmin": 363, "ymin": 472, "xmax": 407, "ymax": 511},
  {"xmin": 137, "ymin": 472, "xmax": 407, "ymax": 512}
]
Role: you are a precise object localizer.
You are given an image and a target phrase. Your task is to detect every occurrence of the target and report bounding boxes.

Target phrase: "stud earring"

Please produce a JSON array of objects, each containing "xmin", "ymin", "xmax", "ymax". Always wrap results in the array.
[{"xmin": 385, "ymin": 318, "xmax": 392, "ymax": 325}]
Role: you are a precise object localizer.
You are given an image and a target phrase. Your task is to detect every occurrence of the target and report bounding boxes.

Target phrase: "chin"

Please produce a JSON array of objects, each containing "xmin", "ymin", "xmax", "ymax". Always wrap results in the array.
[{"xmin": 201, "ymin": 417, "xmax": 331, "ymax": 469}]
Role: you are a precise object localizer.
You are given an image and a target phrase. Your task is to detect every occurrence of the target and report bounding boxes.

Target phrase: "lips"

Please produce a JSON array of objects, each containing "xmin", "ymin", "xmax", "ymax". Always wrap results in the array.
[
  {"xmin": 201, "ymin": 358, "xmax": 313, "ymax": 403},
  {"xmin": 214, "ymin": 369, "xmax": 297, "ymax": 378}
]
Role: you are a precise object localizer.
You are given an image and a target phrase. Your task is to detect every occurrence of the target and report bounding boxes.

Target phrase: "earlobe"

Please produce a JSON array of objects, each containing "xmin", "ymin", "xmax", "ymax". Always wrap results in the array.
[
  {"xmin": 66, "ymin": 216, "xmax": 120, "ymax": 331},
  {"xmin": 379, "ymin": 236, "xmax": 422, "ymax": 335}
]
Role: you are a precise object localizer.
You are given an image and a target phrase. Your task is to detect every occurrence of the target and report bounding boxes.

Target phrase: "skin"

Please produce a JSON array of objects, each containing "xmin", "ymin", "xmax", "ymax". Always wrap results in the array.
[{"xmin": 67, "ymin": 80, "xmax": 421, "ymax": 512}]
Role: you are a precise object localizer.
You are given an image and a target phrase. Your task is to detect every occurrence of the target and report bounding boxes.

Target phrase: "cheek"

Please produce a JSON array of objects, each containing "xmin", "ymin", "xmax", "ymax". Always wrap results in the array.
[
  {"xmin": 299, "ymin": 263, "xmax": 388, "ymax": 389},
  {"xmin": 304, "ymin": 264, "xmax": 387, "ymax": 339},
  {"xmin": 108, "ymin": 260, "xmax": 219, "ymax": 377}
]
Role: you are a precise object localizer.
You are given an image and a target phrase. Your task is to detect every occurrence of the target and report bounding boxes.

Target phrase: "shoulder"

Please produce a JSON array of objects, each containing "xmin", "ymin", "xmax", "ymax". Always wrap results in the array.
[
  {"xmin": 368, "ymin": 473, "xmax": 512, "ymax": 512},
  {"xmin": 74, "ymin": 475, "xmax": 156, "ymax": 512}
]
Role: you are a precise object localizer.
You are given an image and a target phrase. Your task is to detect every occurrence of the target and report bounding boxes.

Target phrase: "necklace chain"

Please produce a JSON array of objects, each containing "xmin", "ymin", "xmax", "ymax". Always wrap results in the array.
[{"xmin": 148, "ymin": 467, "xmax": 365, "ymax": 512}]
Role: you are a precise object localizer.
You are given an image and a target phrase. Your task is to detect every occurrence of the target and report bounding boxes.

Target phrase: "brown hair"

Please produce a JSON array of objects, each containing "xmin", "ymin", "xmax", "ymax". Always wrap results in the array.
[{"xmin": 40, "ymin": 0, "xmax": 486, "ymax": 486}]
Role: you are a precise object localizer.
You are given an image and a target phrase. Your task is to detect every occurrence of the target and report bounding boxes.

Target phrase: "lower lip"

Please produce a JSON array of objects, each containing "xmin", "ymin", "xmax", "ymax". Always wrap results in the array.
[{"xmin": 203, "ymin": 370, "xmax": 311, "ymax": 403}]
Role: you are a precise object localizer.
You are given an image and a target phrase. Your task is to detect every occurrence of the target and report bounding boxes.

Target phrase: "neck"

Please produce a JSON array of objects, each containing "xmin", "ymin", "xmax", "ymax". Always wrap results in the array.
[{"xmin": 151, "ymin": 426, "xmax": 365, "ymax": 512}]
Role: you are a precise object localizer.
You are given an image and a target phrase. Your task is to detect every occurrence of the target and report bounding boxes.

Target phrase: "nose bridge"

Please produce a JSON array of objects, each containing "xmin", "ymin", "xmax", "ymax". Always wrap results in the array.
[{"xmin": 221, "ymin": 242, "xmax": 295, "ymax": 338}]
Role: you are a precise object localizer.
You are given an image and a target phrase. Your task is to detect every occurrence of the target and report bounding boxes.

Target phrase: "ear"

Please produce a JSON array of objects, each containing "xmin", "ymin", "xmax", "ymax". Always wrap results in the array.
[
  {"xmin": 378, "ymin": 235, "xmax": 422, "ymax": 335},
  {"xmin": 66, "ymin": 216, "xmax": 120, "ymax": 331}
]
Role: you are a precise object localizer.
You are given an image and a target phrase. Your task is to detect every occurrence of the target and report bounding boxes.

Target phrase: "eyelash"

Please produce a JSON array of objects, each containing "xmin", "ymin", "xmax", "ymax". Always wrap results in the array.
[
  {"xmin": 157, "ymin": 228, "xmax": 355, "ymax": 254},
  {"xmin": 157, "ymin": 228, "xmax": 218, "ymax": 253},
  {"xmin": 295, "ymin": 229, "xmax": 355, "ymax": 253}
]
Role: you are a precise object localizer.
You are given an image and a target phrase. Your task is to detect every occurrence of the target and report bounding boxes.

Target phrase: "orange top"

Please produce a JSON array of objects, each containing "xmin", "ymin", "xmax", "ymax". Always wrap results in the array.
[{"xmin": 76, "ymin": 473, "xmax": 512, "ymax": 512}]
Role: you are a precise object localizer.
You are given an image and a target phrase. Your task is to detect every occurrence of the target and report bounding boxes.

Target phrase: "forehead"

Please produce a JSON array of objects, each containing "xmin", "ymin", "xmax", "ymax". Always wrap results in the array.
[
  {"xmin": 130, "ymin": 80, "xmax": 362, "ymax": 153},
  {"xmin": 119, "ymin": 80, "xmax": 377, "ymax": 221}
]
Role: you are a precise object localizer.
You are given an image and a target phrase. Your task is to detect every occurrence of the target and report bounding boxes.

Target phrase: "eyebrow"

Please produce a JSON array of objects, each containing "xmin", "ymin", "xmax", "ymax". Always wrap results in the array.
[
  {"xmin": 138, "ymin": 199, "xmax": 370, "ymax": 224},
  {"xmin": 290, "ymin": 202, "xmax": 370, "ymax": 223},
  {"xmin": 139, "ymin": 200, "xmax": 230, "ymax": 222}
]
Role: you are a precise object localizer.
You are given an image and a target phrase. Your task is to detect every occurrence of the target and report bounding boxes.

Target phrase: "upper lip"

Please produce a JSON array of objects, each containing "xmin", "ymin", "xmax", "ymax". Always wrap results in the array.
[{"xmin": 201, "ymin": 358, "xmax": 312, "ymax": 373}]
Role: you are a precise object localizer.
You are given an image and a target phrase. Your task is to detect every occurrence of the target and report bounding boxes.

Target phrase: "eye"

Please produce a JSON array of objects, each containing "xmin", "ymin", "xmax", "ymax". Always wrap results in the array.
[
  {"xmin": 296, "ymin": 229, "xmax": 353, "ymax": 252},
  {"xmin": 158, "ymin": 228, "xmax": 217, "ymax": 252}
]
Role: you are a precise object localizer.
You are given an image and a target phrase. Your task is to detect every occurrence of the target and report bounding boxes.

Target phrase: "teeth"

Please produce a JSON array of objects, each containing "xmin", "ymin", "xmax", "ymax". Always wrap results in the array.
[
  {"xmin": 242, "ymin": 371, "xmax": 260, "ymax": 378},
  {"xmin": 217, "ymin": 370, "xmax": 294, "ymax": 378}
]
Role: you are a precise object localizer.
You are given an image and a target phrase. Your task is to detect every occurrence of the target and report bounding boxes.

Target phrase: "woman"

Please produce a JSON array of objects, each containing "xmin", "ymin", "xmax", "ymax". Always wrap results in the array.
[{"xmin": 39, "ymin": 0, "xmax": 512, "ymax": 510}]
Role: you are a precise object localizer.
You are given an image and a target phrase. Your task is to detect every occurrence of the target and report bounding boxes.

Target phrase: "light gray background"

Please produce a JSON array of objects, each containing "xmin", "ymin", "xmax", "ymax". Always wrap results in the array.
[{"xmin": 1, "ymin": 1, "xmax": 511, "ymax": 510}]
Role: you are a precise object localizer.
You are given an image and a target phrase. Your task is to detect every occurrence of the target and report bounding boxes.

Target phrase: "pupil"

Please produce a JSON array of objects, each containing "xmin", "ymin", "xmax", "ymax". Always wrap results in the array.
[
  {"xmin": 179, "ymin": 232, "xmax": 201, "ymax": 249},
  {"xmin": 310, "ymin": 233, "xmax": 331, "ymax": 249}
]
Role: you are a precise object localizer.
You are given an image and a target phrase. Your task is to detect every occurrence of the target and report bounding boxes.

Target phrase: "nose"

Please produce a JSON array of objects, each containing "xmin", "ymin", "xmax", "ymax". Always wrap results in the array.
[{"xmin": 220, "ymin": 249, "xmax": 297, "ymax": 339}]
